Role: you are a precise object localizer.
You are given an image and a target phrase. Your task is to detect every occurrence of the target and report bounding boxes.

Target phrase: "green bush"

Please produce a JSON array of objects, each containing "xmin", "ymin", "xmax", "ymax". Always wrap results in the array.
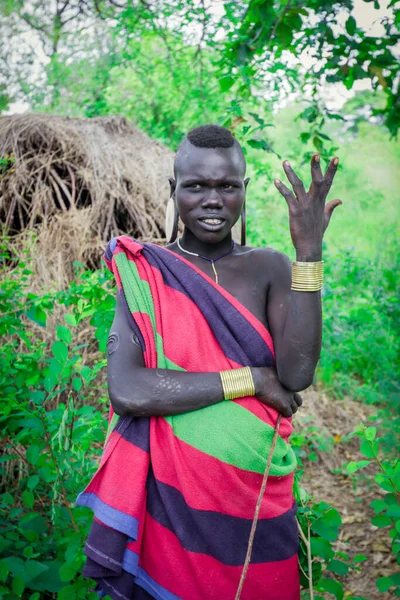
[{"xmin": 0, "ymin": 241, "xmax": 114, "ymax": 599}]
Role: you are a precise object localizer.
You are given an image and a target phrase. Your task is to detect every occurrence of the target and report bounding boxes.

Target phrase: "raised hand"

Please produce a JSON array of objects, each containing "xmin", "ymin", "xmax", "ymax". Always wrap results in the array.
[{"xmin": 274, "ymin": 154, "xmax": 342, "ymax": 259}]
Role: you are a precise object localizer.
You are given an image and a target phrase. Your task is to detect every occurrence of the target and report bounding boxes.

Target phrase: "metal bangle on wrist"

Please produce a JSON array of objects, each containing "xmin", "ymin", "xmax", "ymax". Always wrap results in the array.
[
  {"xmin": 291, "ymin": 260, "xmax": 324, "ymax": 292},
  {"xmin": 220, "ymin": 366, "xmax": 255, "ymax": 400}
]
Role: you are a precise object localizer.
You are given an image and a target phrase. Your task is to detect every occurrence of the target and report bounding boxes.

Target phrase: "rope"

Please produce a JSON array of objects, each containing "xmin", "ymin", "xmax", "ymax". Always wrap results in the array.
[{"xmin": 234, "ymin": 414, "xmax": 283, "ymax": 600}]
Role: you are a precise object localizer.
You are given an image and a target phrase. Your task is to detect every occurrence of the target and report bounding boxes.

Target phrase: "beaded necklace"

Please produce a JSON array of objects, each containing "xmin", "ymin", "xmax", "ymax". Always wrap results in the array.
[{"xmin": 177, "ymin": 237, "xmax": 235, "ymax": 284}]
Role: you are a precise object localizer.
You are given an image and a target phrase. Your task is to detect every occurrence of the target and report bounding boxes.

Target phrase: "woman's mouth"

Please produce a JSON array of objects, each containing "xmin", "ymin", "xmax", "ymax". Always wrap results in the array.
[{"xmin": 198, "ymin": 217, "xmax": 226, "ymax": 231}]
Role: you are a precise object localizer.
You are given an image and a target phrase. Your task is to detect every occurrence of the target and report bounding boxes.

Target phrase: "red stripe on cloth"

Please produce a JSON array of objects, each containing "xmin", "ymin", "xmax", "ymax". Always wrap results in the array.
[
  {"xmin": 140, "ymin": 515, "xmax": 300, "ymax": 600},
  {"xmin": 161, "ymin": 245, "xmax": 275, "ymax": 359},
  {"xmin": 151, "ymin": 418, "xmax": 294, "ymax": 519},
  {"xmin": 85, "ymin": 434, "xmax": 148, "ymax": 517},
  {"xmin": 158, "ymin": 280, "xmax": 234, "ymax": 372}
]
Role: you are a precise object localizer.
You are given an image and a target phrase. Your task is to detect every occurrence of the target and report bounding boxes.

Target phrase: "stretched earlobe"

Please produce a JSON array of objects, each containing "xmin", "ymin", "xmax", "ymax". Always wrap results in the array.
[
  {"xmin": 244, "ymin": 177, "xmax": 250, "ymax": 189},
  {"xmin": 168, "ymin": 177, "xmax": 176, "ymax": 198},
  {"xmin": 165, "ymin": 196, "xmax": 179, "ymax": 244},
  {"xmin": 241, "ymin": 200, "xmax": 246, "ymax": 246}
]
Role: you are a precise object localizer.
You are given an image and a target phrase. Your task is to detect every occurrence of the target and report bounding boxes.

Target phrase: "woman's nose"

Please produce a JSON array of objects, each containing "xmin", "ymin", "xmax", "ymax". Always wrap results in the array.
[{"xmin": 202, "ymin": 189, "xmax": 223, "ymax": 207}]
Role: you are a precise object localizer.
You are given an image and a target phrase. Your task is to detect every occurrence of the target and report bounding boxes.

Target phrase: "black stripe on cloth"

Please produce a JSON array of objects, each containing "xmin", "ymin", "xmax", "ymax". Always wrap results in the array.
[
  {"xmin": 115, "ymin": 414, "xmax": 150, "ymax": 452},
  {"xmin": 146, "ymin": 469, "xmax": 299, "ymax": 566}
]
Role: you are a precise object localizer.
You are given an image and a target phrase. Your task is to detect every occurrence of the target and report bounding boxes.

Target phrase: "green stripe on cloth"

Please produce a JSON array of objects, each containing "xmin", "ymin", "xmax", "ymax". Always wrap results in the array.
[
  {"xmin": 105, "ymin": 412, "xmax": 120, "ymax": 444},
  {"xmin": 165, "ymin": 402, "xmax": 297, "ymax": 477},
  {"xmin": 114, "ymin": 252, "xmax": 184, "ymax": 371}
]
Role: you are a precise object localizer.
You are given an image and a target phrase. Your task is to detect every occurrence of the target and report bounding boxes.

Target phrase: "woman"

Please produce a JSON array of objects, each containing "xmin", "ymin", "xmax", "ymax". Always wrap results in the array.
[{"xmin": 77, "ymin": 124, "xmax": 341, "ymax": 600}]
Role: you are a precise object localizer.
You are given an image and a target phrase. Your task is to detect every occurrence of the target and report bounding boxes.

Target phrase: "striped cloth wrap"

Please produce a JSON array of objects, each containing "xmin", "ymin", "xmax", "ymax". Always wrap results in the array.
[{"xmin": 76, "ymin": 235, "xmax": 300, "ymax": 600}]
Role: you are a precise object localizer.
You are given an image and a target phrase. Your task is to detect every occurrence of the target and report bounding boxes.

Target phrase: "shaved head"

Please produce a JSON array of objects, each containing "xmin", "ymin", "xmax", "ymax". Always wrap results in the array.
[{"xmin": 174, "ymin": 125, "xmax": 246, "ymax": 178}]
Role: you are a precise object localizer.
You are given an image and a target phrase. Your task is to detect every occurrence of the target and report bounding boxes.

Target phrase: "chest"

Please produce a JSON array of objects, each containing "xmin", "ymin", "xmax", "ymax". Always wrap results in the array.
[{"xmin": 189, "ymin": 255, "xmax": 271, "ymax": 332}]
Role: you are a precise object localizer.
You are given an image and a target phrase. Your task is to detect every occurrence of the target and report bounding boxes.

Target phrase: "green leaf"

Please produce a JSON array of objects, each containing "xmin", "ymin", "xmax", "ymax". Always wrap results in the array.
[
  {"xmin": 219, "ymin": 76, "xmax": 235, "ymax": 92},
  {"xmin": 64, "ymin": 313, "xmax": 77, "ymax": 327},
  {"xmin": 345, "ymin": 15, "xmax": 356, "ymax": 36},
  {"xmin": 22, "ymin": 490, "xmax": 34, "ymax": 509},
  {"xmin": 23, "ymin": 560, "xmax": 49, "ymax": 582},
  {"xmin": 310, "ymin": 537, "xmax": 334, "ymax": 561},
  {"xmin": 327, "ymin": 558, "xmax": 349, "ymax": 575},
  {"xmin": 81, "ymin": 366, "xmax": 92, "ymax": 381},
  {"xmin": 59, "ymin": 561, "xmax": 78, "ymax": 582},
  {"xmin": 26, "ymin": 445, "xmax": 41, "ymax": 466},
  {"xmin": 3, "ymin": 557, "xmax": 24, "ymax": 578},
  {"xmin": 27, "ymin": 475, "xmax": 40, "ymax": 490},
  {"xmin": 12, "ymin": 576, "xmax": 25, "ymax": 597},
  {"xmin": 311, "ymin": 519, "xmax": 339, "ymax": 542},
  {"xmin": 376, "ymin": 576, "xmax": 393, "ymax": 592},
  {"xmin": 247, "ymin": 138, "xmax": 274, "ymax": 153},
  {"xmin": 387, "ymin": 504, "xmax": 400, "ymax": 517},
  {"xmin": 359, "ymin": 439, "xmax": 376, "ymax": 458},
  {"xmin": 353, "ymin": 554, "xmax": 368, "ymax": 563},
  {"xmin": 26, "ymin": 307, "xmax": 46, "ymax": 327},
  {"xmin": 56, "ymin": 325, "xmax": 72, "ymax": 345},
  {"xmin": 28, "ymin": 560, "xmax": 63, "ymax": 593},
  {"xmin": 364, "ymin": 426, "xmax": 377, "ymax": 442},
  {"xmin": 29, "ymin": 594, "xmax": 40, "ymax": 600},
  {"xmin": 347, "ymin": 460, "xmax": 371, "ymax": 473},
  {"xmin": 371, "ymin": 514, "xmax": 391, "ymax": 527},
  {"xmin": 72, "ymin": 377, "xmax": 82, "ymax": 392},
  {"xmin": 52, "ymin": 340, "xmax": 68, "ymax": 363},
  {"xmin": 0, "ymin": 561, "xmax": 9, "ymax": 583},
  {"xmin": 321, "ymin": 577, "xmax": 344, "ymax": 599},
  {"xmin": 376, "ymin": 473, "xmax": 396, "ymax": 492},
  {"xmin": 370, "ymin": 498, "xmax": 387, "ymax": 513}
]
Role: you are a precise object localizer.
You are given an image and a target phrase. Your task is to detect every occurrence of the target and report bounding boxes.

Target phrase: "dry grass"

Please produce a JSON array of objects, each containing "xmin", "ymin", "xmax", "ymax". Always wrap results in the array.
[{"xmin": 0, "ymin": 114, "xmax": 173, "ymax": 288}]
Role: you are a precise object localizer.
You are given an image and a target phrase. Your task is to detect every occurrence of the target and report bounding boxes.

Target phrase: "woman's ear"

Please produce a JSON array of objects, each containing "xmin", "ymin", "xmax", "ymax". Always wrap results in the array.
[
  {"xmin": 244, "ymin": 177, "xmax": 250, "ymax": 189},
  {"xmin": 168, "ymin": 177, "xmax": 176, "ymax": 198}
]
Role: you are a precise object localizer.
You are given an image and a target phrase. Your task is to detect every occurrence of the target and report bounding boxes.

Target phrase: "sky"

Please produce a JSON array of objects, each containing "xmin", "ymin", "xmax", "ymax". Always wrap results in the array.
[{"xmin": 5, "ymin": 0, "xmax": 395, "ymax": 115}]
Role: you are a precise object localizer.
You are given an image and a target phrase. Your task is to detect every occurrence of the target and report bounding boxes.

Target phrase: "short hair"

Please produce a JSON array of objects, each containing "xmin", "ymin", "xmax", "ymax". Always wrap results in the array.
[{"xmin": 174, "ymin": 124, "xmax": 246, "ymax": 176}]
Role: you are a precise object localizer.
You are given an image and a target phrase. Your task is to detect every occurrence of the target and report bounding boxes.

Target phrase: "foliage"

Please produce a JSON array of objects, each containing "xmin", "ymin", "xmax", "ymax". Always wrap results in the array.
[
  {"xmin": 1, "ymin": 1, "xmax": 399, "ymax": 143},
  {"xmin": 346, "ymin": 425, "xmax": 400, "ymax": 596},
  {"xmin": 0, "ymin": 240, "xmax": 114, "ymax": 599}
]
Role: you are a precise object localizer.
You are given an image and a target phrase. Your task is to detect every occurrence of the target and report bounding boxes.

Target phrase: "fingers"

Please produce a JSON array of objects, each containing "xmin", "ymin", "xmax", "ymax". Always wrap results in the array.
[
  {"xmin": 294, "ymin": 393, "xmax": 303, "ymax": 407},
  {"xmin": 309, "ymin": 153, "xmax": 324, "ymax": 195},
  {"xmin": 279, "ymin": 393, "xmax": 303, "ymax": 418},
  {"xmin": 323, "ymin": 157, "xmax": 339, "ymax": 193},
  {"xmin": 274, "ymin": 178, "xmax": 296, "ymax": 206},
  {"xmin": 282, "ymin": 160, "xmax": 306, "ymax": 199},
  {"xmin": 324, "ymin": 199, "xmax": 342, "ymax": 230}
]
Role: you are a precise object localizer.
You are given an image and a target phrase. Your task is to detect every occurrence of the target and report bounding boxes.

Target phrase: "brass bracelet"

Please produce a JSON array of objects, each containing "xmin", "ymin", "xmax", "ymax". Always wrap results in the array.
[
  {"xmin": 220, "ymin": 366, "xmax": 256, "ymax": 400},
  {"xmin": 291, "ymin": 261, "xmax": 324, "ymax": 292}
]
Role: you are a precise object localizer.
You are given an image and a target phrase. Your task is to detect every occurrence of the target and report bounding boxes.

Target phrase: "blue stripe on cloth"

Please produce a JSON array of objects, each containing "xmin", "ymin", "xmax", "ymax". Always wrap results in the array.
[
  {"xmin": 76, "ymin": 491, "xmax": 139, "ymax": 538},
  {"xmin": 146, "ymin": 469, "xmax": 299, "ymax": 566},
  {"xmin": 142, "ymin": 243, "xmax": 274, "ymax": 368},
  {"xmin": 122, "ymin": 548, "xmax": 139, "ymax": 576},
  {"xmin": 136, "ymin": 567, "xmax": 182, "ymax": 600},
  {"xmin": 97, "ymin": 568, "xmax": 181, "ymax": 600}
]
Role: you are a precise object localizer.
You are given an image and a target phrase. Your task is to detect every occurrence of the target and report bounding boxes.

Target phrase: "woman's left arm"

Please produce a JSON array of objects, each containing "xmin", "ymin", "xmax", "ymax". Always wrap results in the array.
[{"xmin": 267, "ymin": 154, "xmax": 342, "ymax": 391}]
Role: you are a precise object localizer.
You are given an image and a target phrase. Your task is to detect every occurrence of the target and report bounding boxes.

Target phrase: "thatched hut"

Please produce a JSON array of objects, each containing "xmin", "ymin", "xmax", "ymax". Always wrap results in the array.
[{"xmin": 0, "ymin": 114, "xmax": 174, "ymax": 287}]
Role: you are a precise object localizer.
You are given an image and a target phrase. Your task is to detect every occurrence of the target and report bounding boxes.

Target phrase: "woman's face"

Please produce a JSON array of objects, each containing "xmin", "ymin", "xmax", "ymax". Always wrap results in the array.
[{"xmin": 171, "ymin": 145, "xmax": 248, "ymax": 244}]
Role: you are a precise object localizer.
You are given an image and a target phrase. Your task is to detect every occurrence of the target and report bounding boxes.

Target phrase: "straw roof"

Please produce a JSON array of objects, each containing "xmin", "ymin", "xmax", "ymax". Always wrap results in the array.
[{"xmin": 0, "ymin": 114, "xmax": 173, "ymax": 287}]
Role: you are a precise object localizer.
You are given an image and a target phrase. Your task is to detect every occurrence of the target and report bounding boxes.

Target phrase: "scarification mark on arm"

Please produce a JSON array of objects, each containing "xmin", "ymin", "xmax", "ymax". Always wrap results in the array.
[
  {"xmin": 131, "ymin": 333, "xmax": 141, "ymax": 348},
  {"xmin": 154, "ymin": 369, "xmax": 183, "ymax": 401},
  {"xmin": 107, "ymin": 332, "xmax": 120, "ymax": 355}
]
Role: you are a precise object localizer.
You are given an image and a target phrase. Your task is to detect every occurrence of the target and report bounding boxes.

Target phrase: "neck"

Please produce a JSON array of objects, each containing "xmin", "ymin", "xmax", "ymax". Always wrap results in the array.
[{"xmin": 180, "ymin": 228, "xmax": 234, "ymax": 259}]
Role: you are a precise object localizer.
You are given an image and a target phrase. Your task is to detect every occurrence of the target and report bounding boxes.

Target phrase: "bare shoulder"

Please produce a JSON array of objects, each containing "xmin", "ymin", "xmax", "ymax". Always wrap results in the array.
[{"xmin": 240, "ymin": 245, "xmax": 291, "ymax": 275}]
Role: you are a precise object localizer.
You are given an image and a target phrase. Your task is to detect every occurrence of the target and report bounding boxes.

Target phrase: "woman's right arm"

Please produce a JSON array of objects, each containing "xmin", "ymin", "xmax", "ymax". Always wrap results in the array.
[{"xmin": 107, "ymin": 294, "xmax": 302, "ymax": 418}]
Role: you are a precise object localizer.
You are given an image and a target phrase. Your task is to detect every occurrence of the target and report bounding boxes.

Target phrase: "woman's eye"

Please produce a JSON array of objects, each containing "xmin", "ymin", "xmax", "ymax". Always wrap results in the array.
[
  {"xmin": 222, "ymin": 185, "xmax": 234, "ymax": 190},
  {"xmin": 190, "ymin": 184, "xmax": 201, "ymax": 189}
]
